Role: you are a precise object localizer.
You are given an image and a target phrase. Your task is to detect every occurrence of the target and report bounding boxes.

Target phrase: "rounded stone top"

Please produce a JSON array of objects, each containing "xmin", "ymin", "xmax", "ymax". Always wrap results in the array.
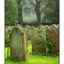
[{"xmin": 10, "ymin": 26, "xmax": 24, "ymax": 34}]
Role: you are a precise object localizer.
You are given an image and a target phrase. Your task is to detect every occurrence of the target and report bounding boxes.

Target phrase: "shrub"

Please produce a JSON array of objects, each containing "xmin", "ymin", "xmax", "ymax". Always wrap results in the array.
[
  {"xmin": 34, "ymin": 31, "xmax": 55, "ymax": 53},
  {"xmin": 22, "ymin": 20, "xmax": 37, "ymax": 27},
  {"xmin": 9, "ymin": 55, "xmax": 19, "ymax": 61},
  {"xmin": 31, "ymin": 20, "xmax": 37, "ymax": 27},
  {"xmin": 5, "ymin": 27, "xmax": 10, "ymax": 47},
  {"xmin": 5, "ymin": 26, "xmax": 12, "ymax": 47}
]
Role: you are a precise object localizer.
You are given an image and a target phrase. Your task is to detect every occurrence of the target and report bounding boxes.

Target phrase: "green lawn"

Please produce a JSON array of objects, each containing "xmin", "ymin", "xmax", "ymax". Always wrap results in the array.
[{"xmin": 5, "ymin": 41, "xmax": 59, "ymax": 64}]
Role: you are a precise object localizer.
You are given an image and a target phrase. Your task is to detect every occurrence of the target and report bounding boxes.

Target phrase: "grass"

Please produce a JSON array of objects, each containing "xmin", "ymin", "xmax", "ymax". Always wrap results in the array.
[{"xmin": 5, "ymin": 41, "xmax": 59, "ymax": 64}]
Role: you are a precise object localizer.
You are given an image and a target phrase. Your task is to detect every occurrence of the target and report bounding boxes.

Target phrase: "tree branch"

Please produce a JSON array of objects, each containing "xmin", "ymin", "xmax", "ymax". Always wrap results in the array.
[{"xmin": 29, "ymin": 0, "xmax": 36, "ymax": 6}]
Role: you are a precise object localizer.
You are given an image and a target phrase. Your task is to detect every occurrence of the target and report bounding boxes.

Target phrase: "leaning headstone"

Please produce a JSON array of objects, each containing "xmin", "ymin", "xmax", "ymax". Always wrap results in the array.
[
  {"xmin": 10, "ymin": 27, "xmax": 27, "ymax": 61},
  {"xmin": 48, "ymin": 24, "xmax": 59, "ymax": 54}
]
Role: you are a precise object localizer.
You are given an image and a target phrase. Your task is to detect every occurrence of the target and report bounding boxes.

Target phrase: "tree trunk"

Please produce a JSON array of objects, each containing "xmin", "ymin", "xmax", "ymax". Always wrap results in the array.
[
  {"xmin": 35, "ymin": 0, "xmax": 41, "ymax": 26},
  {"xmin": 18, "ymin": 0, "xmax": 23, "ymax": 25}
]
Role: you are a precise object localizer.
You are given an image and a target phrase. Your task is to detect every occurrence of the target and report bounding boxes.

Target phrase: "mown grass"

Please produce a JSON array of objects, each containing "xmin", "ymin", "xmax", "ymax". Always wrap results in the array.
[{"xmin": 5, "ymin": 41, "xmax": 59, "ymax": 64}]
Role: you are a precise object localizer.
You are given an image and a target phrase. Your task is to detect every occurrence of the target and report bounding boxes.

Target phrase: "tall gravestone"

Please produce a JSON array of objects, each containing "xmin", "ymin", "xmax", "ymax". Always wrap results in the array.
[
  {"xmin": 32, "ymin": 26, "xmax": 46, "ymax": 52},
  {"xmin": 10, "ymin": 27, "xmax": 27, "ymax": 61},
  {"xmin": 48, "ymin": 24, "xmax": 59, "ymax": 54}
]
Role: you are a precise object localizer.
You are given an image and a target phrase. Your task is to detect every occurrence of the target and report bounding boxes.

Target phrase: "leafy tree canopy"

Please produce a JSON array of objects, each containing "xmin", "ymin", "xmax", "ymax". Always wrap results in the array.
[
  {"xmin": 5, "ymin": 0, "xmax": 18, "ymax": 25},
  {"xmin": 40, "ymin": 0, "xmax": 59, "ymax": 24}
]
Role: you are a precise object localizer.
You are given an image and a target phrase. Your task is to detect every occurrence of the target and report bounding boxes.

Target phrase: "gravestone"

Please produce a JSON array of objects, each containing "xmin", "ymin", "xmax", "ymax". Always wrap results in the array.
[
  {"xmin": 40, "ymin": 26, "xmax": 46, "ymax": 40},
  {"xmin": 35, "ymin": 27, "xmax": 39, "ymax": 34},
  {"xmin": 57, "ymin": 24, "xmax": 59, "ymax": 30},
  {"xmin": 28, "ymin": 26, "xmax": 36, "ymax": 41},
  {"xmin": 25, "ymin": 25, "xmax": 30, "ymax": 30},
  {"xmin": 48, "ymin": 24, "xmax": 59, "ymax": 54},
  {"xmin": 32, "ymin": 37, "xmax": 46, "ymax": 53},
  {"xmin": 45, "ymin": 25, "xmax": 50, "ymax": 30},
  {"xmin": 32, "ymin": 26, "xmax": 46, "ymax": 53},
  {"xmin": 16, "ymin": 24, "xmax": 22, "ymax": 28},
  {"xmin": 38, "ymin": 25, "xmax": 44, "ymax": 29},
  {"xmin": 10, "ymin": 27, "xmax": 27, "ymax": 61}
]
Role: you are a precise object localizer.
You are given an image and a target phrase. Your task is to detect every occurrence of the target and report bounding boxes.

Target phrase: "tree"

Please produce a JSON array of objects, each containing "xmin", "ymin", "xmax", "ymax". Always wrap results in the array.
[
  {"xmin": 5, "ymin": 0, "xmax": 18, "ymax": 25},
  {"xmin": 40, "ymin": 0, "xmax": 59, "ymax": 24},
  {"xmin": 18, "ymin": 0, "xmax": 23, "ymax": 25},
  {"xmin": 28, "ymin": 0, "xmax": 42, "ymax": 25},
  {"xmin": 23, "ymin": 0, "xmax": 44, "ymax": 26},
  {"xmin": 35, "ymin": 0, "xmax": 41, "ymax": 25}
]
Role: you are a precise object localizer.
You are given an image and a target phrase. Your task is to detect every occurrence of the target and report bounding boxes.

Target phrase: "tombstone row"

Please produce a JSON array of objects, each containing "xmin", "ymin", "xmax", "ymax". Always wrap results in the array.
[
  {"xmin": 9, "ymin": 24, "xmax": 59, "ymax": 61},
  {"xmin": 25, "ymin": 24, "xmax": 59, "ymax": 54}
]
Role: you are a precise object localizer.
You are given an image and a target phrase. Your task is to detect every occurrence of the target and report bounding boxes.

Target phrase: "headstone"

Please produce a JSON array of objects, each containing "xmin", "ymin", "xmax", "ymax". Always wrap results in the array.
[
  {"xmin": 16, "ymin": 24, "xmax": 22, "ymax": 28},
  {"xmin": 32, "ymin": 26, "xmax": 46, "ymax": 53},
  {"xmin": 40, "ymin": 26, "xmax": 46, "ymax": 40},
  {"xmin": 35, "ymin": 27, "xmax": 39, "ymax": 33},
  {"xmin": 25, "ymin": 25, "xmax": 30, "ymax": 30},
  {"xmin": 45, "ymin": 25, "xmax": 50, "ymax": 30},
  {"xmin": 28, "ymin": 26, "xmax": 36, "ymax": 40},
  {"xmin": 48, "ymin": 24, "xmax": 59, "ymax": 54},
  {"xmin": 57, "ymin": 24, "xmax": 59, "ymax": 30},
  {"xmin": 32, "ymin": 36, "xmax": 46, "ymax": 53},
  {"xmin": 38, "ymin": 25, "xmax": 44, "ymax": 29},
  {"xmin": 10, "ymin": 27, "xmax": 27, "ymax": 61}
]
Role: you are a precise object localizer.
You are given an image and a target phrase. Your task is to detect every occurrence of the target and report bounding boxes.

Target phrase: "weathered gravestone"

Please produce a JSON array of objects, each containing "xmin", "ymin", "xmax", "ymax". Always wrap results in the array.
[
  {"xmin": 16, "ymin": 24, "xmax": 23, "ymax": 28},
  {"xmin": 38, "ymin": 25, "xmax": 44, "ymax": 29},
  {"xmin": 57, "ymin": 24, "xmax": 59, "ymax": 30},
  {"xmin": 27, "ymin": 26, "xmax": 36, "ymax": 41},
  {"xmin": 10, "ymin": 27, "xmax": 27, "ymax": 61},
  {"xmin": 57, "ymin": 24, "xmax": 59, "ymax": 50},
  {"xmin": 48, "ymin": 24, "xmax": 59, "ymax": 54},
  {"xmin": 40, "ymin": 26, "xmax": 46, "ymax": 40},
  {"xmin": 45, "ymin": 25, "xmax": 50, "ymax": 30},
  {"xmin": 25, "ymin": 25, "xmax": 30, "ymax": 30},
  {"xmin": 35, "ymin": 27, "xmax": 39, "ymax": 34},
  {"xmin": 32, "ymin": 37, "xmax": 46, "ymax": 52},
  {"xmin": 25, "ymin": 25, "xmax": 30, "ymax": 36},
  {"xmin": 32, "ymin": 27, "xmax": 46, "ymax": 53}
]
